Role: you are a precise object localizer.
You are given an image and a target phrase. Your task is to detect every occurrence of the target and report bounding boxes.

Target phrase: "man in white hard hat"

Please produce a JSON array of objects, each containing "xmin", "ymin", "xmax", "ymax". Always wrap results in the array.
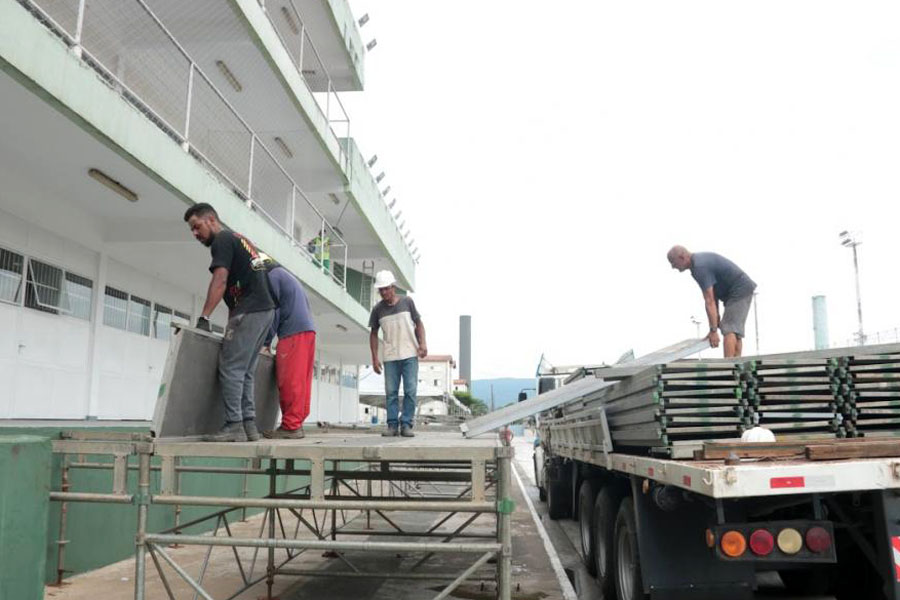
[{"xmin": 369, "ymin": 270, "xmax": 427, "ymax": 437}]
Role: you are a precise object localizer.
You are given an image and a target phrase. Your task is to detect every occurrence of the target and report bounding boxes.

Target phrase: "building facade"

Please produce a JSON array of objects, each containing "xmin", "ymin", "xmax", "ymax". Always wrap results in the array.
[
  {"xmin": 418, "ymin": 355, "xmax": 456, "ymax": 397},
  {"xmin": 0, "ymin": 0, "xmax": 414, "ymax": 423}
]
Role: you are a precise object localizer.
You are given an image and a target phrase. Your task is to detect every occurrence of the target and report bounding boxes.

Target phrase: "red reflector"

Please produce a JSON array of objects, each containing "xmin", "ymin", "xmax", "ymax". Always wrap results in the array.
[
  {"xmin": 805, "ymin": 526, "xmax": 832, "ymax": 553},
  {"xmin": 683, "ymin": 475, "xmax": 692, "ymax": 487},
  {"xmin": 770, "ymin": 477, "xmax": 805, "ymax": 489},
  {"xmin": 749, "ymin": 529, "xmax": 775, "ymax": 556}
]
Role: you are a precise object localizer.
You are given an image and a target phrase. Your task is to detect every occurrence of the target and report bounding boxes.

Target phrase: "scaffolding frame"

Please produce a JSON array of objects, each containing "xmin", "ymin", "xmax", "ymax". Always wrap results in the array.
[{"xmin": 49, "ymin": 431, "xmax": 514, "ymax": 600}]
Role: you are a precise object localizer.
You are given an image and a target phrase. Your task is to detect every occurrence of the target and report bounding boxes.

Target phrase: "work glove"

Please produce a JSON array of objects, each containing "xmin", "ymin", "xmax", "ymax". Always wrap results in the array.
[{"xmin": 196, "ymin": 316, "xmax": 211, "ymax": 332}]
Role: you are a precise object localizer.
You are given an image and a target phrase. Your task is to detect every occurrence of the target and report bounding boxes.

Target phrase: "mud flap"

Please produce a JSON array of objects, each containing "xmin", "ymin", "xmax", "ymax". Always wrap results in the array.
[{"xmin": 630, "ymin": 479, "xmax": 754, "ymax": 600}]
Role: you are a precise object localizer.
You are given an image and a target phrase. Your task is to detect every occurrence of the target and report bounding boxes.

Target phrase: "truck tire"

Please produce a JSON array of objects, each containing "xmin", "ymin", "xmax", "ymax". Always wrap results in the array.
[
  {"xmin": 593, "ymin": 486, "xmax": 623, "ymax": 597},
  {"xmin": 614, "ymin": 499, "xmax": 648, "ymax": 600},
  {"xmin": 577, "ymin": 479, "xmax": 600, "ymax": 574},
  {"xmin": 547, "ymin": 466, "xmax": 572, "ymax": 520}
]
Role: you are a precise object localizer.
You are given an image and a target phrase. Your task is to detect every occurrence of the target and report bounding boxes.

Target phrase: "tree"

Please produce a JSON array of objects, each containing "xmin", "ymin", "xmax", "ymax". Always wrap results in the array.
[{"xmin": 453, "ymin": 391, "xmax": 489, "ymax": 416}]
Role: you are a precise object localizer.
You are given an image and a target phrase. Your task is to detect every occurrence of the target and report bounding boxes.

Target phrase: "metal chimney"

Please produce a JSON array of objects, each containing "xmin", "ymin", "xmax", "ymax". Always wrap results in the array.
[
  {"xmin": 459, "ymin": 315, "xmax": 472, "ymax": 385},
  {"xmin": 812, "ymin": 295, "xmax": 829, "ymax": 350}
]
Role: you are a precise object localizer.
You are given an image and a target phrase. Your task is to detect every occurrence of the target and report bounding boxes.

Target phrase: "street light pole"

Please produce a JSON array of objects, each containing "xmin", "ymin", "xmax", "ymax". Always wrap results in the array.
[{"xmin": 839, "ymin": 231, "xmax": 865, "ymax": 346}]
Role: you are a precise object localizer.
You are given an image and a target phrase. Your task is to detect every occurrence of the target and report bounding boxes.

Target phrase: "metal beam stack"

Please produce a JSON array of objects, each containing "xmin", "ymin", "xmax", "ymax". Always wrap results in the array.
[
  {"xmin": 845, "ymin": 353, "xmax": 900, "ymax": 437},
  {"xmin": 598, "ymin": 362, "xmax": 751, "ymax": 450},
  {"xmin": 747, "ymin": 358, "xmax": 849, "ymax": 438}
]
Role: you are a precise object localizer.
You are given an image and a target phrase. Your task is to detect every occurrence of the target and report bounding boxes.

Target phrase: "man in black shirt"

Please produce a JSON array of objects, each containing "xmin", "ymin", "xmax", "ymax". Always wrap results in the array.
[{"xmin": 184, "ymin": 203, "xmax": 275, "ymax": 442}]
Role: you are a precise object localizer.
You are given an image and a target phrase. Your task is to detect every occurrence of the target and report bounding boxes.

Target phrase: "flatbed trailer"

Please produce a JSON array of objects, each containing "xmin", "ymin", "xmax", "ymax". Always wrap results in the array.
[{"xmin": 531, "ymin": 347, "xmax": 900, "ymax": 600}]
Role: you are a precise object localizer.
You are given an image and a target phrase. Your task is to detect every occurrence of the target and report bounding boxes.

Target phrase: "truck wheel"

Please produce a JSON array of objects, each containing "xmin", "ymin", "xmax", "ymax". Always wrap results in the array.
[
  {"xmin": 547, "ymin": 469, "xmax": 571, "ymax": 520},
  {"xmin": 594, "ymin": 486, "xmax": 622, "ymax": 597},
  {"xmin": 578, "ymin": 479, "xmax": 600, "ymax": 574},
  {"xmin": 614, "ymin": 499, "xmax": 648, "ymax": 600}
]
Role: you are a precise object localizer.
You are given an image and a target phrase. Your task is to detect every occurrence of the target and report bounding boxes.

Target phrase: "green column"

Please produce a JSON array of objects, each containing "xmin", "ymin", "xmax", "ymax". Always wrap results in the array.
[{"xmin": 0, "ymin": 435, "xmax": 51, "ymax": 600}]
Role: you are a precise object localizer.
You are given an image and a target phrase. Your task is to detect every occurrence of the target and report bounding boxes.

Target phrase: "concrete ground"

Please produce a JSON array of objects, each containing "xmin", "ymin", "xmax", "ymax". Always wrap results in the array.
[
  {"xmin": 510, "ymin": 436, "xmax": 834, "ymax": 600},
  {"xmin": 44, "ymin": 447, "xmax": 567, "ymax": 600}
]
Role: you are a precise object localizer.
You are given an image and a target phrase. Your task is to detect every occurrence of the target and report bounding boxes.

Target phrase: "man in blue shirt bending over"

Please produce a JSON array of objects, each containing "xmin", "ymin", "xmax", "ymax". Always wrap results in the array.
[
  {"xmin": 263, "ymin": 266, "xmax": 316, "ymax": 439},
  {"xmin": 667, "ymin": 245, "xmax": 756, "ymax": 358}
]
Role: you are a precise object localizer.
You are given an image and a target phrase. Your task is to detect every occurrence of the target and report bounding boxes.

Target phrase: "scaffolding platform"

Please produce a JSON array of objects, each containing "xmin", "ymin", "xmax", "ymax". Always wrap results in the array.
[{"xmin": 48, "ymin": 429, "xmax": 526, "ymax": 600}]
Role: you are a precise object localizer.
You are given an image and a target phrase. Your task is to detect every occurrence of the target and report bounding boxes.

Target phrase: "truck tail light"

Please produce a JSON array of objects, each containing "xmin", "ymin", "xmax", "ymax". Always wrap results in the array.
[
  {"xmin": 705, "ymin": 528, "xmax": 716, "ymax": 548},
  {"xmin": 805, "ymin": 526, "xmax": 832, "ymax": 553},
  {"xmin": 777, "ymin": 528, "xmax": 803, "ymax": 555},
  {"xmin": 721, "ymin": 530, "xmax": 747, "ymax": 557},
  {"xmin": 749, "ymin": 529, "xmax": 775, "ymax": 556}
]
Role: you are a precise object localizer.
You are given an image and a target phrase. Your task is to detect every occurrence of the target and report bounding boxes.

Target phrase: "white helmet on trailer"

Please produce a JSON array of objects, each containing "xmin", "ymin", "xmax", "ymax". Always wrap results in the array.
[{"xmin": 741, "ymin": 427, "xmax": 776, "ymax": 443}]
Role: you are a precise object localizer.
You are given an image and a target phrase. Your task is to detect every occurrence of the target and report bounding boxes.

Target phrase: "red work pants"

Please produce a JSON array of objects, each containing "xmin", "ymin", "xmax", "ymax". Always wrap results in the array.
[{"xmin": 275, "ymin": 331, "xmax": 315, "ymax": 430}]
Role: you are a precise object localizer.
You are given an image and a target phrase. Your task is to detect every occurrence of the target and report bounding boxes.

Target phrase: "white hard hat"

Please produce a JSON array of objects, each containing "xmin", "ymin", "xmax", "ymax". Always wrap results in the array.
[
  {"xmin": 373, "ymin": 270, "xmax": 396, "ymax": 289},
  {"xmin": 741, "ymin": 427, "xmax": 776, "ymax": 443}
]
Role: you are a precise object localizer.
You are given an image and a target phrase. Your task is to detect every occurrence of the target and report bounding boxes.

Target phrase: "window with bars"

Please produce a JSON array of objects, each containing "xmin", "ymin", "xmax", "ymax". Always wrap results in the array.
[
  {"xmin": 127, "ymin": 295, "xmax": 152, "ymax": 336},
  {"xmin": 64, "ymin": 273, "xmax": 93, "ymax": 320},
  {"xmin": 0, "ymin": 247, "xmax": 24, "ymax": 304},
  {"xmin": 23, "ymin": 258, "xmax": 93, "ymax": 320},
  {"xmin": 25, "ymin": 258, "xmax": 65, "ymax": 315},
  {"xmin": 153, "ymin": 304, "xmax": 173, "ymax": 340},
  {"xmin": 104, "ymin": 285, "xmax": 190, "ymax": 339},
  {"xmin": 103, "ymin": 286, "xmax": 128, "ymax": 330}
]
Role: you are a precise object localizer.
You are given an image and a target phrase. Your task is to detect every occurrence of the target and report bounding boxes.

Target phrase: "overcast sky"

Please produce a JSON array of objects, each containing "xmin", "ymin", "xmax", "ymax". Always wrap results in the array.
[{"xmin": 344, "ymin": 1, "xmax": 900, "ymax": 379}]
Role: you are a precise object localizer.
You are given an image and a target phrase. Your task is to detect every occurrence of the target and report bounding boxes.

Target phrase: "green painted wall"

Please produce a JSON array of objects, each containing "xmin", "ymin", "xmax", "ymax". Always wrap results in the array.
[
  {"xmin": 0, "ymin": 426, "xmax": 312, "ymax": 585},
  {"xmin": 0, "ymin": 436, "xmax": 50, "ymax": 600}
]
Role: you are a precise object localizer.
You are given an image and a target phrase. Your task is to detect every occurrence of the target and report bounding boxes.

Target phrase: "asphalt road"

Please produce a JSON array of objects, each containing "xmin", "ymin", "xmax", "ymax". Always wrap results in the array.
[{"xmin": 511, "ymin": 437, "xmax": 833, "ymax": 600}]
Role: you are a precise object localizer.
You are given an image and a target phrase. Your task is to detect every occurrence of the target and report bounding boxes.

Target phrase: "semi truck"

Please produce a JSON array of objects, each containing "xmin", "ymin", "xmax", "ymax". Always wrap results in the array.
[{"xmin": 531, "ymin": 344, "xmax": 900, "ymax": 600}]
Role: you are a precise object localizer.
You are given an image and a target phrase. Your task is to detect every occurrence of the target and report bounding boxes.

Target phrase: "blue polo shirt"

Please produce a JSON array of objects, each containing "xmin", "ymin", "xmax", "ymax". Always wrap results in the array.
[{"xmin": 266, "ymin": 267, "xmax": 316, "ymax": 342}]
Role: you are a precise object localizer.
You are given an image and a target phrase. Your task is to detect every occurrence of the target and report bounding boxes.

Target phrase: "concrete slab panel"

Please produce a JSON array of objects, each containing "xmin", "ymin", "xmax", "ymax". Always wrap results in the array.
[{"xmin": 151, "ymin": 326, "xmax": 279, "ymax": 438}]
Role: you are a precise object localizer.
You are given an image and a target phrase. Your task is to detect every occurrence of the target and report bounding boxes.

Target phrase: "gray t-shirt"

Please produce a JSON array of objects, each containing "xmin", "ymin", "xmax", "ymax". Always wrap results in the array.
[
  {"xmin": 369, "ymin": 296, "xmax": 422, "ymax": 362},
  {"xmin": 690, "ymin": 252, "xmax": 756, "ymax": 302}
]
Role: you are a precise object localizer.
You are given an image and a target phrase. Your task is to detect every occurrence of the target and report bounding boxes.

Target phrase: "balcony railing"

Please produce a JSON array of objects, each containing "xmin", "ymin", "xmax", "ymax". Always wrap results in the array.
[
  {"xmin": 261, "ymin": 0, "xmax": 352, "ymax": 159},
  {"xmin": 18, "ymin": 0, "xmax": 350, "ymax": 289}
]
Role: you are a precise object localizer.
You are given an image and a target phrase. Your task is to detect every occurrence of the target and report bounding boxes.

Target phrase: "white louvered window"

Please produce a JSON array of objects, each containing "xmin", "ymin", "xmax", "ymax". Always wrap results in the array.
[
  {"xmin": 127, "ymin": 295, "xmax": 152, "ymax": 336},
  {"xmin": 0, "ymin": 247, "xmax": 24, "ymax": 304},
  {"xmin": 153, "ymin": 304, "xmax": 173, "ymax": 341},
  {"xmin": 103, "ymin": 286, "xmax": 129, "ymax": 330}
]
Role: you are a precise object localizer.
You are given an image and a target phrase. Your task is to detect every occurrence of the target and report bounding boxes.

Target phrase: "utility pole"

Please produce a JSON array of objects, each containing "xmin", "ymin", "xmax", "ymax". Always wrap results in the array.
[
  {"xmin": 753, "ymin": 292, "xmax": 760, "ymax": 355},
  {"xmin": 490, "ymin": 385, "xmax": 495, "ymax": 412},
  {"xmin": 839, "ymin": 231, "xmax": 865, "ymax": 345}
]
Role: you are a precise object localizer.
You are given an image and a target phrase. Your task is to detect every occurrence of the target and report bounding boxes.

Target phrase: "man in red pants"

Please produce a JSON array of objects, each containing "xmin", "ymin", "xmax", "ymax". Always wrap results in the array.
[{"xmin": 262, "ymin": 266, "xmax": 316, "ymax": 439}]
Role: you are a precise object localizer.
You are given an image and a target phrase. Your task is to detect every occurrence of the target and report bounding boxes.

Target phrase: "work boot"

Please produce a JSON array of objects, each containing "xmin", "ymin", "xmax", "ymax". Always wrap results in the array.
[
  {"xmin": 204, "ymin": 422, "xmax": 248, "ymax": 442},
  {"xmin": 381, "ymin": 426, "xmax": 398, "ymax": 437},
  {"xmin": 400, "ymin": 425, "xmax": 415, "ymax": 438},
  {"xmin": 263, "ymin": 426, "xmax": 305, "ymax": 439},
  {"xmin": 243, "ymin": 419, "xmax": 261, "ymax": 441}
]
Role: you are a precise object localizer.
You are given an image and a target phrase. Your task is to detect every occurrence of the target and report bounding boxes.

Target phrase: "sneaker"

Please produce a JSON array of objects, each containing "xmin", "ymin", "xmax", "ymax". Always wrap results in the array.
[
  {"xmin": 263, "ymin": 426, "xmax": 305, "ymax": 439},
  {"xmin": 400, "ymin": 425, "xmax": 415, "ymax": 438},
  {"xmin": 203, "ymin": 422, "xmax": 248, "ymax": 442},
  {"xmin": 243, "ymin": 419, "xmax": 261, "ymax": 441},
  {"xmin": 381, "ymin": 426, "xmax": 398, "ymax": 437}
]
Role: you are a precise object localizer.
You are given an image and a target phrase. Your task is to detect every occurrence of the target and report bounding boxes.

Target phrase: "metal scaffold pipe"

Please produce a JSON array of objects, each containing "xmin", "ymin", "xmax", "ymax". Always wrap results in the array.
[
  {"xmin": 151, "ymin": 495, "xmax": 494, "ymax": 513},
  {"xmin": 143, "ymin": 534, "xmax": 502, "ymax": 554}
]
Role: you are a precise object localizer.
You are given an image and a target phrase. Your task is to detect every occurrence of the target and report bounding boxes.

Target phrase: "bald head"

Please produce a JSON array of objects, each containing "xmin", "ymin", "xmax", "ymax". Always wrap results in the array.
[{"xmin": 667, "ymin": 245, "xmax": 692, "ymax": 272}]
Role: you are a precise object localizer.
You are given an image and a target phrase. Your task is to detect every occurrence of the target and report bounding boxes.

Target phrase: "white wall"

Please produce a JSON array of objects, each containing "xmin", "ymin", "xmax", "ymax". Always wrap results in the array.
[
  {"xmin": 0, "ymin": 209, "xmax": 363, "ymax": 423},
  {"xmin": 418, "ymin": 360, "xmax": 453, "ymax": 396}
]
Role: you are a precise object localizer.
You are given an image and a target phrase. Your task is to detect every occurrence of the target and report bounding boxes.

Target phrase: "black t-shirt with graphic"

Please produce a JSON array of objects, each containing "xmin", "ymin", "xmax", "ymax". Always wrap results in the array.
[{"xmin": 208, "ymin": 229, "xmax": 276, "ymax": 315}]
